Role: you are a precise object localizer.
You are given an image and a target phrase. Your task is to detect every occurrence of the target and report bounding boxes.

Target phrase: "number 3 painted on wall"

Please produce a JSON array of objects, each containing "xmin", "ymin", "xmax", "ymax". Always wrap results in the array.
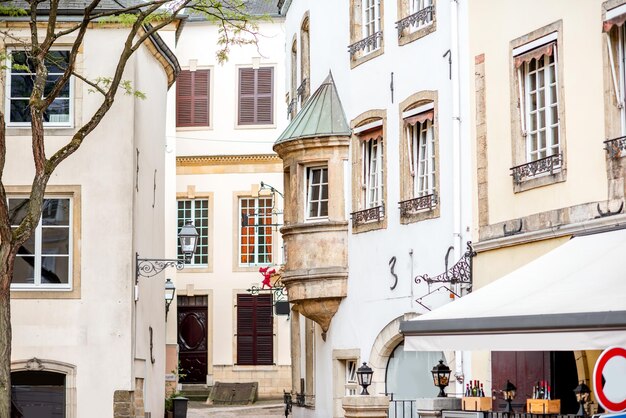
[{"xmin": 389, "ymin": 256, "xmax": 398, "ymax": 290}]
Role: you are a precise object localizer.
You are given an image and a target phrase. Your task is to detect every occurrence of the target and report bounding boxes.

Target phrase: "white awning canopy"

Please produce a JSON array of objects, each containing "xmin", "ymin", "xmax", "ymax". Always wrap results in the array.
[{"xmin": 401, "ymin": 228, "xmax": 626, "ymax": 351}]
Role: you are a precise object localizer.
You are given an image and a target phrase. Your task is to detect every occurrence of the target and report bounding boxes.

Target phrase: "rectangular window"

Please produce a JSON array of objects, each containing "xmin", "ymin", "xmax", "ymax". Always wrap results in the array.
[
  {"xmin": 306, "ymin": 166, "xmax": 329, "ymax": 219},
  {"xmin": 409, "ymin": 119, "xmax": 435, "ymax": 197},
  {"xmin": 363, "ymin": 137, "xmax": 383, "ymax": 208},
  {"xmin": 362, "ymin": 0, "xmax": 381, "ymax": 51},
  {"xmin": 239, "ymin": 197, "xmax": 273, "ymax": 265},
  {"xmin": 176, "ymin": 69, "xmax": 210, "ymax": 127},
  {"xmin": 177, "ymin": 199, "xmax": 209, "ymax": 265},
  {"xmin": 9, "ymin": 197, "xmax": 72, "ymax": 289},
  {"xmin": 6, "ymin": 50, "xmax": 72, "ymax": 126},
  {"xmin": 345, "ymin": 360, "xmax": 358, "ymax": 396},
  {"xmin": 238, "ymin": 67, "xmax": 274, "ymax": 125},
  {"xmin": 513, "ymin": 34, "xmax": 560, "ymax": 164},
  {"xmin": 236, "ymin": 294, "xmax": 273, "ymax": 365},
  {"xmin": 523, "ymin": 53, "xmax": 560, "ymax": 162}
]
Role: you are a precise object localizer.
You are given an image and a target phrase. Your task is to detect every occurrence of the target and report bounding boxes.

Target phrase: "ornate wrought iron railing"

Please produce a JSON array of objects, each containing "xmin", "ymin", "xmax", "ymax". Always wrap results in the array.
[
  {"xmin": 287, "ymin": 98, "xmax": 297, "ymax": 118},
  {"xmin": 348, "ymin": 31, "xmax": 383, "ymax": 57},
  {"xmin": 399, "ymin": 193, "xmax": 437, "ymax": 216},
  {"xmin": 395, "ymin": 5, "xmax": 434, "ymax": 37},
  {"xmin": 510, "ymin": 153, "xmax": 562, "ymax": 184},
  {"xmin": 604, "ymin": 135, "xmax": 626, "ymax": 158},
  {"xmin": 351, "ymin": 205, "xmax": 384, "ymax": 227},
  {"xmin": 297, "ymin": 78, "xmax": 308, "ymax": 100},
  {"xmin": 485, "ymin": 412, "xmax": 577, "ymax": 418}
]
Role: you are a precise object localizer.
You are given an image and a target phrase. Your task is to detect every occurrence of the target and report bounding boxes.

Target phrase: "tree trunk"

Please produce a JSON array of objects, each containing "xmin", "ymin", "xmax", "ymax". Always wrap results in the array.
[{"xmin": 0, "ymin": 247, "xmax": 14, "ymax": 418}]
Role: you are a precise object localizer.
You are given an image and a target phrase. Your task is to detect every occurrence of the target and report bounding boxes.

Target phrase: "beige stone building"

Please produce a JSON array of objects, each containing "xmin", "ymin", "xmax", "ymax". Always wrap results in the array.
[
  {"xmin": 166, "ymin": 2, "xmax": 292, "ymax": 400},
  {"xmin": 402, "ymin": 0, "xmax": 626, "ymax": 415},
  {"xmin": 3, "ymin": 2, "xmax": 180, "ymax": 417}
]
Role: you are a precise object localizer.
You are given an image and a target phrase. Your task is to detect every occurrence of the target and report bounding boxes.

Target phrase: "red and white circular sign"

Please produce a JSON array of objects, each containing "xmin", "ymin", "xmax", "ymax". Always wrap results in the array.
[{"xmin": 593, "ymin": 346, "xmax": 626, "ymax": 413}]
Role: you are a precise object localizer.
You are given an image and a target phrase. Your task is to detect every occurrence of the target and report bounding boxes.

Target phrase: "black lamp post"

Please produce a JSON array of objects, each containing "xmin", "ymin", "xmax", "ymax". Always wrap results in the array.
[
  {"xmin": 502, "ymin": 380, "xmax": 517, "ymax": 413},
  {"xmin": 356, "ymin": 362, "xmax": 374, "ymax": 395},
  {"xmin": 431, "ymin": 360, "xmax": 452, "ymax": 397},
  {"xmin": 164, "ymin": 278, "xmax": 176, "ymax": 320},
  {"xmin": 573, "ymin": 381, "xmax": 591, "ymax": 417}
]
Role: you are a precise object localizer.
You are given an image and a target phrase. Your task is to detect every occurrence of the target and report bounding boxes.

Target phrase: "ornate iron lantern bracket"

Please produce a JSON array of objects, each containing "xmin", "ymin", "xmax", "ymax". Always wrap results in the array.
[
  {"xmin": 135, "ymin": 253, "xmax": 184, "ymax": 284},
  {"xmin": 414, "ymin": 242, "xmax": 476, "ymax": 289}
]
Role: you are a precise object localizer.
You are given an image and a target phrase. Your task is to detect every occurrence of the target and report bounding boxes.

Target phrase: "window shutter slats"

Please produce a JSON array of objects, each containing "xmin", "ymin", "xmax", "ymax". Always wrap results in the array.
[
  {"xmin": 176, "ymin": 69, "xmax": 210, "ymax": 127},
  {"xmin": 238, "ymin": 67, "xmax": 273, "ymax": 125},
  {"xmin": 236, "ymin": 294, "xmax": 273, "ymax": 365}
]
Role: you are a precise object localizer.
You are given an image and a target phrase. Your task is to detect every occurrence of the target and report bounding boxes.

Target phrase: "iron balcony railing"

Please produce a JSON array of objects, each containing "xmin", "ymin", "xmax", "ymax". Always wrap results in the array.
[
  {"xmin": 351, "ymin": 205, "xmax": 384, "ymax": 227},
  {"xmin": 399, "ymin": 192, "xmax": 437, "ymax": 217},
  {"xmin": 297, "ymin": 78, "xmax": 308, "ymax": 100},
  {"xmin": 604, "ymin": 135, "xmax": 626, "ymax": 158},
  {"xmin": 388, "ymin": 399, "xmax": 415, "ymax": 418},
  {"xmin": 510, "ymin": 153, "xmax": 562, "ymax": 184},
  {"xmin": 348, "ymin": 31, "xmax": 383, "ymax": 57},
  {"xmin": 395, "ymin": 5, "xmax": 435, "ymax": 37},
  {"xmin": 287, "ymin": 98, "xmax": 297, "ymax": 118}
]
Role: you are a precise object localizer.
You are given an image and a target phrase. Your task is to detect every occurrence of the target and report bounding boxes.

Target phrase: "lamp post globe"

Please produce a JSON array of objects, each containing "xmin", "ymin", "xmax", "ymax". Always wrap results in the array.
[
  {"xmin": 573, "ymin": 382, "xmax": 591, "ymax": 417},
  {"xmin": 178, "ymin": 221, "xmax": 199, "ymax": 262},
  {"xmin": 356, "ymin": 362, "xmax": 374, "ymax": 395},
  {"xmin": 431, "ymin": 360, "xmax": 451, "ymax": 398},
  {"xmin": 164, "ymin": 278, "xmax": 176, "ymax": 319},
  {"xmin": 502, "ymin": 380, "xmax": 517, "ymax": 413}
]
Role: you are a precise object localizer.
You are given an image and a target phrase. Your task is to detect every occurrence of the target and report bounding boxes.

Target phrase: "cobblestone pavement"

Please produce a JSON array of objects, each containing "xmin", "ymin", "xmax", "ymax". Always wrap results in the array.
[{"xmin": 187, "ymin": 401, "xmax": 286, "ymax": 418}]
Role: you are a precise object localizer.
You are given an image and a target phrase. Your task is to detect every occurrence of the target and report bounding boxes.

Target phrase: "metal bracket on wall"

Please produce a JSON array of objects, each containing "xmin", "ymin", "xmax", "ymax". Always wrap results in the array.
[
  {"xmin": 414, "ymin": 241, "xmax": 476, "ymax": 289},
  {"xmin": 596, "ymin": 201, "xmax": 624, "ymax": 218}
]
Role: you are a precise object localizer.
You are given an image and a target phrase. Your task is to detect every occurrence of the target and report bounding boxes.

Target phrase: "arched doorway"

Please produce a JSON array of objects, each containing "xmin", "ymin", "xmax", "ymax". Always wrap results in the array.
[
  {"xmin": 11, "ymin": 370, "xmax": 66, "ymax": 417},
  {"xmin": 385, "ymin": 342, "xmax": 445, "ymax": 399}
]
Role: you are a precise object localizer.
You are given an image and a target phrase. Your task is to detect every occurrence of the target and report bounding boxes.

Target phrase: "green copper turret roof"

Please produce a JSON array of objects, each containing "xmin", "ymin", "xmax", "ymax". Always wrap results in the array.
[{"xmin": 275, "ymin": 72, "xmax": 351, "ymax": 145}]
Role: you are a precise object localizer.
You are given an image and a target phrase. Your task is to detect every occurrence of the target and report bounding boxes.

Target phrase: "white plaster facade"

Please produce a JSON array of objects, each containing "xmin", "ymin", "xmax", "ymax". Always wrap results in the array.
[
  {"xmin": 167, "ymin": 15, "xmax": 292, "ymax": 398},
  {"xmin": 279, "ymin": 1, "xmax": 472, "ymax": 417},
  {"xmin": 4, "ymin": 24, "xmax": 179, "ymax": 418}
]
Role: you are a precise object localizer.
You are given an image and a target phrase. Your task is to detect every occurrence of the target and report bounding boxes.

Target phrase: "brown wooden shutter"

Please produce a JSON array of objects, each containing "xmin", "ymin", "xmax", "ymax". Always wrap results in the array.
[
  {"xmin": 238, "ymin": 67, "xmax": 274, "ymax": 125},
  {"xmin": 176, "ymin": 69, "xmax": 210, "ymax": 127},
  {"xmin": 236, "ymin": 294, "xmax": 273, "ymax": 365}
]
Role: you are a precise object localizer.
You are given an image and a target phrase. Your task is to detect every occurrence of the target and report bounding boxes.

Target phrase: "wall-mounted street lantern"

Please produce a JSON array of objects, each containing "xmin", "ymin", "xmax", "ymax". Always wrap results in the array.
[
  {"xmin": 164, "ymin": 278, "xmax": 175, "ymax": 320},
  {"xmin": 136, "ymin": 221, "xmax": 199, "ymax": 283},
  {"xmin": 573, "ymin": 381, "xmax": 591, "ymax": 417},
  {"xmin": 431, "ymin": 360, "xmax": 452, "ymax": 397},
  {"xmin": 356, "ymin": 362, "xmax": 374, "ymax": 395},
  {"xmin": 502, "ymin": 380, "xmax": 517, "ymax": 413}
]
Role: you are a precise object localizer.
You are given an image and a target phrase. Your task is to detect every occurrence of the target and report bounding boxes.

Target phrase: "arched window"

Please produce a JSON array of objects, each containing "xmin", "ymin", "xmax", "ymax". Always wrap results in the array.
[
  {"xmin": 300, "ymin": 16, "xmax": 310, "ymax": 103},
  {"xmin": 385, "ymin": 342, "xmax": 444, "ymax": 400}
]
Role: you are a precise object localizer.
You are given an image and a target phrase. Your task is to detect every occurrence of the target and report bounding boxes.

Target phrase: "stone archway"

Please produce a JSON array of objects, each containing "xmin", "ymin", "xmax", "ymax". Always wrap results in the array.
[
  {"xmin": 367, "ymin": 312, "xmax": 455, "ymax": 397},
  {"xmin": 11, "ymin": 358, "xmax": 77, "ymax": 418}
]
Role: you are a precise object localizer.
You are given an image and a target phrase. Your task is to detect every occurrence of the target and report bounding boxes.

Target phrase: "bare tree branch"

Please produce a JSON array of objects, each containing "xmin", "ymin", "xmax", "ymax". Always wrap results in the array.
[{"xmin": 72, "ymin": 71, "xmax": 107, "ymax": 96}]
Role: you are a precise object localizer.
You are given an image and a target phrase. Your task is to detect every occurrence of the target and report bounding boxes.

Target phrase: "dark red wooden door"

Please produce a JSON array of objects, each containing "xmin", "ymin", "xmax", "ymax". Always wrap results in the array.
[
  {"xmin": 177, "ymin": 296, "xmax": 208, "ymax": 383},
  {"xmin": 492, "ymin": 351, "xmax": 550, "ymax": 411}
]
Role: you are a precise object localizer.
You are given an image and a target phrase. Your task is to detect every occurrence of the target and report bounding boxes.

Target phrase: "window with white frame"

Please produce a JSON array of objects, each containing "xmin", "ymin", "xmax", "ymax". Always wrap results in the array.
[
  {"xmin": 6, "ymin": 50, "xmax": 72, "ymax": 126},
  {"xmin": 514, "ymin": 35, "xmax": 560, "ymax": 163},
  {"xmin": 9, "ymin": 197, "xmax": 72, "ymax": 289},
  {"xmin": 306, "ymin": 166, "xmax": 328, "ymax": 219},
  {"xmin": 363, "ymin": 0, "xmax": 381, "ymax": 51},
  {"xmin": 239, "ymin": 197, "xmax": 273, "ymax": 265},
  {"xmin": 605, "ymin": 8, "xmax": 626, "ymax": 135},
  {"xmin": 345, "ymin": 360, "xmax": 358, "ymax": 396},
  {"xmin": 177, "ymin": 199, "xmax": 209, "ymax": 265},
  {"xmin": 405, "ymin": 105, "xmax": 435, "ymax": 198},
  {"xmin": 363, "ymin": 137, "xmax": 383, "ymax": 208}
]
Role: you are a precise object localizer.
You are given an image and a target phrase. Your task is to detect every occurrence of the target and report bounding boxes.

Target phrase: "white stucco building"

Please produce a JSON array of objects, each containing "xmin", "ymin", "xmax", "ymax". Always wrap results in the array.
[
  {"xmin": 275, "ymin": 0, "xmax": 472, "ymax": 417},
  {"xmin": 166, "ymin": 1, "xmax": 292, "ymax": 400},
  {"xmin": 4, "ymin": 2, "xmax": 180, "ymax": 417}
]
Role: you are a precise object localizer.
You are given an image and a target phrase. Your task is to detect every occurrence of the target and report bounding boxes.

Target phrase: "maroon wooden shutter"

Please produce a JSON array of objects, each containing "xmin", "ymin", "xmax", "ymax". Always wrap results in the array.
[
  {"xmin": 176, "ymin": 69, "xmax": 209, "ymax": 127},
  {"xmin": 237, "ymin": 294, "xmax": 273, "ymax": 365},
  {"xmin": 238, "ymin": 67, "xmax": 274, "ymax": 125}
]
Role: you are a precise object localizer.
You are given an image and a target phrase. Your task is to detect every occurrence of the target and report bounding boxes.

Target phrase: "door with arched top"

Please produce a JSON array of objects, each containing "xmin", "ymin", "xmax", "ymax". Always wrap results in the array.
[
  {"xmin": 177, "ymin": 295, "xmax": 208, "ymax": 383},
  {"xmin": 11, "ymin": 370, "xmax": 65, "ymax": 417}
]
